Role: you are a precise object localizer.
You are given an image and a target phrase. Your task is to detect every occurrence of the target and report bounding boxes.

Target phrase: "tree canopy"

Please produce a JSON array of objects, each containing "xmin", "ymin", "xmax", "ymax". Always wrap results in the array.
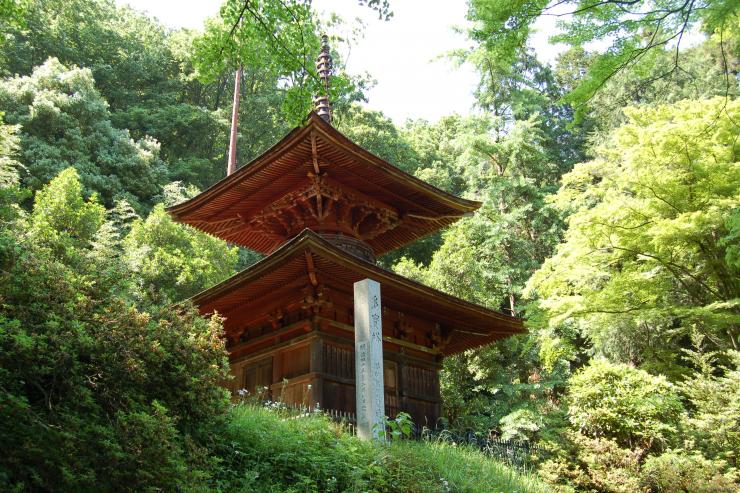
[
  {"xmin": 527, "ymin": 97, "xmax": 739, "ymax": 368},
  {"xmin": 0, "ymin": 59, "xmax": 167, "ymax": 211},
  {"xmin": 467, "ymin": 0, "xmax": 739, "ymax": 115},
  {"xmin": 0, "ymin": 0, "xmax": 738, "ymax": 491}
]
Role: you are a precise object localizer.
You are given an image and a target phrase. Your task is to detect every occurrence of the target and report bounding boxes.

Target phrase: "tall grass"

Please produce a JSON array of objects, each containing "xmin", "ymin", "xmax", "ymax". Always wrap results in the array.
[
  {"xmin": 209, "ymin": 404, "xmax": 552, "ymax": 493},
  {"xmin": 390, "ymin": 440, "xmax": 552, "ymax": 493}
]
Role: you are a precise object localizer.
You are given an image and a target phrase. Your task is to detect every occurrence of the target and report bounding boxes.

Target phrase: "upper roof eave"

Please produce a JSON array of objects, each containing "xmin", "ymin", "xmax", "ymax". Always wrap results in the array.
[{"xmin": 166, "ymin": 112, "xmax": 482, "ymax": 219}]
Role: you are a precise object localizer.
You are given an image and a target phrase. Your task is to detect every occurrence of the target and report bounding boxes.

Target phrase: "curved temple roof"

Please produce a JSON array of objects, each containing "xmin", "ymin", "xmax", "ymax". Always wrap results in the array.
[
  {"xmin": 193, "ymin": 230, "xmax": 525, "ymax": 356},
  {"xmin": 167, "ymin": 112, "xmax": 480, "ymax": 256}
]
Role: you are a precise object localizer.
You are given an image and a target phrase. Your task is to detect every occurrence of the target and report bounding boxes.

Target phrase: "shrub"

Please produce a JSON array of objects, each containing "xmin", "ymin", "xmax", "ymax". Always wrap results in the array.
[
  {"xmin": 537, "ymin": 431, "xmax": 642, "ymax": 493},
  {"xmin": 0, "ymin": 169, "xmax": 230, "ymax": 491},
  {"xmin": 499, "ymin": 407, "xmax": 545, "ymax": 441},
  {"xmin": 568, "ymin": 360, "xmax": 684, "ymax": 451},
  {"xmin": 641, "ymin": 450, "xmax": 739, "ymax": 493},
  {"xmin": 572, "ymin": 434, "xmax": 643, "ymax": 493}
]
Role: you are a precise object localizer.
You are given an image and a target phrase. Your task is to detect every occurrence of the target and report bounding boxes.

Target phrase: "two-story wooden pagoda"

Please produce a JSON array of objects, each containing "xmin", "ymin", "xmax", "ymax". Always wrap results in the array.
[
  {"xmin": 167, "ymin": 113, "xmax": 523, "ymax": 425},
  {"xmin": 167, "ymin": 42, "xmax": 523, "ymax": 426}
]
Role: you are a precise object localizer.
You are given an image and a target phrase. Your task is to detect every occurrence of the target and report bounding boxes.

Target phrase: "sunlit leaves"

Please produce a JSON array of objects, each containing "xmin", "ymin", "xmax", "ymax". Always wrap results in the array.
[
  {"xmin": 467, "ymin": 0, "xmax": 739, "ymax": 117},
  {"xmin": 0, "ymin": 58, "xmax": 168, "ymax": 210},
  {"xmin": 528, "ymin": 97, "xmax": 740, "ymax": 364},
  {"xmin": 123, "ymin": 204, "xmax": 238, "ymax": 303},
  {"xmin": 30, "ymin": 167, "xmax": 106, "ymax": 251},
  {"xmin": 568, "ymin": 360, "xmax": 684, "ymax": 451}
]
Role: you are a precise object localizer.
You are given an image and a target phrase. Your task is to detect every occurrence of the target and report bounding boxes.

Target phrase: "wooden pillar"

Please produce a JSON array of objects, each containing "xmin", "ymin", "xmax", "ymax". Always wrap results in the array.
[
  {"xmin": 309, "ymin": 335, "xmax": 324, "ymax": 409},
  {"xmin": 271, "ymin": 352, "xmax": 281, "ymax": 402},
  {"xmin": 354, "ymin": 279, "xmax": 385, "ymax": 441},
  {"xmin": 397, "ymin": 351, "xmax": 409, "ymax": 415},
  {"xmin": 433, "ymin": 360, "xmax": 442, "ymax": 427}
]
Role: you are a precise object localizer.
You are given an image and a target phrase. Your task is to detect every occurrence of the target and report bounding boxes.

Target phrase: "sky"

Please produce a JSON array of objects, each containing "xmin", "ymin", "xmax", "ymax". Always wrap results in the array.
[{"xmin": 115, "ymin": 0, "xmax": 567, "ymax": 123}]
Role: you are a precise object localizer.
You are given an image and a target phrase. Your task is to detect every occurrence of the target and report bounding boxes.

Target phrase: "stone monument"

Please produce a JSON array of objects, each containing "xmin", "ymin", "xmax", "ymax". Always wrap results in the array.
[{"xmin": 354, "ymin": 278, "xmax": 385, "ymax": 440}]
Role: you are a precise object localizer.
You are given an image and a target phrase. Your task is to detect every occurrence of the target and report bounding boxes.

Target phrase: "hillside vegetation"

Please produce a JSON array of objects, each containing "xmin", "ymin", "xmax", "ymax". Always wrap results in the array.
[
  {"xmin": 0, "ymin": 0, "xmax": 738, "ymax": 492},
  {"xmin": 212, "ymin": 405, "xmax": 552, "ymax": 493}
]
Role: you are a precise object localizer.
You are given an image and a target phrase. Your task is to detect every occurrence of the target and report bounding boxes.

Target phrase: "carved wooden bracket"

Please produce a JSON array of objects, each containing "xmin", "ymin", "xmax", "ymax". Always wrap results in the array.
[
  {"xmin": 245, "ymin": 176, "xmax": 400, "ymax": 243},
  {"xmin": 395, "ymin": 320, "xmax": 414, "ymax": 341},
  {"xmin": 430, "ymin": 323, "xmax": 453, "ymax": 350},
  {"xmin": 267, "ymin": 308, "xmax": 285, "ymax": 329},
  {"xmin": 301, "ymin": 285, "xmax": 333, "ymax": 314},
  {"xmin": 227, "ymin": 327, "xmax": 246, "ymax": 347}
]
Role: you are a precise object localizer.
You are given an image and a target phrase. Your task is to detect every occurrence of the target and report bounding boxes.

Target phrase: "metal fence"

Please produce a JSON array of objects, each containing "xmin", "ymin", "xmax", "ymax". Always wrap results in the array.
[
  {"xmin": 324, "ymin": 407, "xmax": 357, "ymax": 436},
  {"xmin": 417, "ymin": 429, "xmax": 541, "ymax": 470}
]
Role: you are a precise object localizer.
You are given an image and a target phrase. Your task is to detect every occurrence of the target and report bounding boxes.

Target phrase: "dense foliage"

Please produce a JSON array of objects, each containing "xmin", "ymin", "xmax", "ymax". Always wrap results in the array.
[
  {"xmin": 123, "ymin": 204, "xmax": 239, "ymax": 303},
  {"xmin": 567, "ymin": 361, "xmax": 683, "ymax": 451},
  {"xmin": 529, "ymin": 98, "xmax": 739, "ymax": 370},
  {"xmin": 0, "ymin": 59, "xmax": 167, "ymax": 210},
  {"xmin": 0, "ymin": 0, "xmax": 737, "ymax": 491},
  {"xmin": 0, "ymin": 168, "xmax": 231, "ymax": 491}
]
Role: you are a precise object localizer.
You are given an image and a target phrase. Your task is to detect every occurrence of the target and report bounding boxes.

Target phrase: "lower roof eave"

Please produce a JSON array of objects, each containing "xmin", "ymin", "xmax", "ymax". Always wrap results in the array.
[{"xmin": 190, "ymin": 229, "xmax": 525, "ymax": 353}]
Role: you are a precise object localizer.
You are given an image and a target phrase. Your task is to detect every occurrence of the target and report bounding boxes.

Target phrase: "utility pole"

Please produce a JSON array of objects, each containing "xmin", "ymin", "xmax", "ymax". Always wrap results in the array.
[
  {"xmin": 227, "ymin": 16, "xmax": 243, "ymax": 176},
  {"xmin": 227, "ymin": 65, "xmax": 242, "ymax": 176}
]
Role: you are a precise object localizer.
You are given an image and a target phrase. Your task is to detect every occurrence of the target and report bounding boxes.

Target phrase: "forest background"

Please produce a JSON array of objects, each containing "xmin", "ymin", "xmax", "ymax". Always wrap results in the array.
[{"xmin": 0, "ymin": 0, "xmax": 737, "ymax": 492}]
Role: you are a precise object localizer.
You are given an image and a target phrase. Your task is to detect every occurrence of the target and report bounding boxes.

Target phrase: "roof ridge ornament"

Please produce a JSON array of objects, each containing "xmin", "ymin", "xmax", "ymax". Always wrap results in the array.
[{"xmin": 314, "ymin": 34, "xmax": 333, "ymax": 124}]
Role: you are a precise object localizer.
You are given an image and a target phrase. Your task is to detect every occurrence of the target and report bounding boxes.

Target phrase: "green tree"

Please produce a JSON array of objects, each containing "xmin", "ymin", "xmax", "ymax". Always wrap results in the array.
[
  {"xmin": 388, "ymin": 45, "xmax": 584, "ymax": 431},
  {"xmin": 394, "ymin": 113, "xmax": 574, "ymax": 433},
  {"xmin": 403, "ymin": 114, "xmax": 563, "ymax": 315},
  {"xmin": 679, "ymin": 338, "xmax": 740, "ymax": 466},
  {"xmin": 467, "ymin": 0, "xmax": 739, "ymax": 114},
  {"xmin": 0, "ymin": 0, "xmax": 26, "ymax": 50},
  {"xmin": 0, "ymin": 168, "xmax": 230, "ymax": 491},
  {"xmin": 0, "ymin": 58, "xmax": 167, "ymax": 210},
  {"xmin": 0, "ymin": 0, "xmax": 307, "ymax": 192},
  {"xmin": 30, "ymin": 167, "xmax": 105, "ymax": 253},
  {"xmin": 336, "ymin": 105, "xmax": 420, "ymax": 174},
  {"xmin": 0, "ymin": 115, "xmax": 26, "ymax": 222},
  {"xmin": 554, "ymin": 36, "xmax": 734, "ymax": 134},
  {"xmin": 193, "ymin": 0, "xmax": 365, "ymax": 127},
  {"xmin": 3, "ymin": 0, "xmax": 182, "ymax": 112},
  {"xmin": 528, "ymin": 97, "xmax": 739, "ymax": 370},
  {"xmin": 123, "ymin": 204, "xmax": 238, "ymax": 303}
]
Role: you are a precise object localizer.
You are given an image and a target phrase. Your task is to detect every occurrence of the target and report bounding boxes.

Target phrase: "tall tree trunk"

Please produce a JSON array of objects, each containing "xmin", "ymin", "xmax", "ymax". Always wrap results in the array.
[
  {"xmin": 493, "ymin": 154, "xmax": 517, "ymax": 316},
  {"xmin": 508, "ymin": 279, "xmax": 517, "ymax": 316}
]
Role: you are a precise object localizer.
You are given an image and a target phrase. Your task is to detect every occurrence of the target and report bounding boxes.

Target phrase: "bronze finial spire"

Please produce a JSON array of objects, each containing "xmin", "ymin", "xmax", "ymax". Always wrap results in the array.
[{"xmin": 314, "ymin": 34, "xmax": 333, "ymax": 124}]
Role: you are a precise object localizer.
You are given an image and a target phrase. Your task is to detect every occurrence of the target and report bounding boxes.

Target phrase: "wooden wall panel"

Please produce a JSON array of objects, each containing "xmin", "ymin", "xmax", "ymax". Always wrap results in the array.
[
  {"xmin": 323, "ymin": 380, "xmax": 355, "ymax": 412},
  {"xmin": 404, "ymin": 365, "xmax": 437, "ymax": 399},
  {"xmin": 281, "ymin": 346, "xmax": 310, "ymax": 379},
  {"xmin": 267, "ymin": 374, "xmax": 313, "ymax": 407},
  {"xmin": 244, "ymin": 357, "xmax": 273, "ymax": 399},
  {"xmin": 225, "ymin": 313, "xmax": 443, "ymax": 426},
  {"xmin": 407, "ymin": 398, "xmax": 439, "ymax": 428},
  {"xmin": 324, "ymin": 343, "xmax": 354, "ymax": 379}
]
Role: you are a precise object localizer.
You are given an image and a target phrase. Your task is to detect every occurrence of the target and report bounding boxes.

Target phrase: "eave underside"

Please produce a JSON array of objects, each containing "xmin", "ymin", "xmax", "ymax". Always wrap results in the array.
[
  {"xmin": 194, "ymin": 230, "xmax": 524, "ymax": 356},
  {"xmin": 167, "ymin": 113, "xmax": 480, "ymax": 256}
]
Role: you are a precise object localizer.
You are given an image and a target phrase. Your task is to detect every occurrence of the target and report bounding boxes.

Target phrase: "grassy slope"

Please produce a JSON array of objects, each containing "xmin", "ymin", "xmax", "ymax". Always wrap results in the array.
[{"xmin": 211, "ymin": 405, "xmax": 552, "ymax": 493}]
